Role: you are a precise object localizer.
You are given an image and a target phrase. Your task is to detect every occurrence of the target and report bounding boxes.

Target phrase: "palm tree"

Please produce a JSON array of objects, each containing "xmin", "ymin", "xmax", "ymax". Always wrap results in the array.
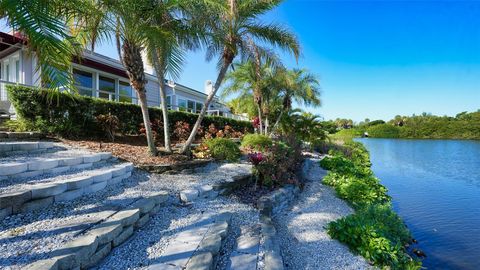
[
  {"xmin": 78, "ymin": 0, "xmax": 169, "ymax": 155},
  {"xmin": 144, "ymin": 1, "xmax": 201, "ymax": 153},
  {"xmin": 270, "ymin": 68, "xmax": 321, "ymax": 135},
  {"xmin": 0, "ymin": 0, "xmax": 84, "ymax": 87},
  {"xmin": 179, "ymin": 0, "xmax": 300, "ymax": 154},
  {"xmin": 221, "ymin": 59, "xmax": 277, "ymax": 134}
]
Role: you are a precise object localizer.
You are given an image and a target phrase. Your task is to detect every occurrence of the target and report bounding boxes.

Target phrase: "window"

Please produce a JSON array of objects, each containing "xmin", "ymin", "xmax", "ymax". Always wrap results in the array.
[
  {"xmin": 99, "ymin": 76, "xmax": 115, "ymax": 100},
  {"xmin": 196, "ymin": 102, "xmax": 203, "ymax": 113},
  {"xmin": 73, "ymin": 69, "xmax": 93, "ymax": 96},
  {"xmin": 187, "ymin": 100, "xmax": 195, "ymax": 112},
  {"xmin": 166, "ymin": 96, "xmax": 172, "ymax": 109},
  {"xmin": 5, "ymin": 64, "xmax": 9, "ymax": 82},
  {"xmin": 119, "ymin": 81, "xmax": 133, "ymax": 103},
  {"xmin": 178, "ymin": 99, "xmax": 187, "ymax": 111},
  {"xmin": 15, "ymin": 60, "xmax": 20, "ymax": 82}
]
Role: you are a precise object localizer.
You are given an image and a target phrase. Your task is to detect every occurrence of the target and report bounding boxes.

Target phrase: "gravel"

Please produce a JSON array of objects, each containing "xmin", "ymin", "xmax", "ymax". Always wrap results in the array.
[
  {"xmin": 0, "ymin": 162, "xmax": 253, "ymax": 270},
  {"xmin": 274, "ymin": 158, "xmax": 372, "ymax": 270}
]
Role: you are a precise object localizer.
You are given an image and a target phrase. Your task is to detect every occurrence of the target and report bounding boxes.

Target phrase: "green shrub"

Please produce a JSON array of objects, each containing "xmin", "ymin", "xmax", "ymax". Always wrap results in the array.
[
  {"xmin": 204, "ymin": 138, "xmax": 241, "ymax": 162},
  {"xmin": 7, "ymin": 86, "xmax": 252, "ymax": 138},
  {"xmin": 321, "ymin": 141, "xmax": 420, "ymax": 269},
  {"xmin": 328, "ymin": 204, "xmax": 419, "ymax": 269},
  {"xmin": 240, "ymin": 134, "xmax": 273, "ymax": 151},
  {"xmin": 367, "ymin": 124, "xmax": 401, "ymax": 138}
]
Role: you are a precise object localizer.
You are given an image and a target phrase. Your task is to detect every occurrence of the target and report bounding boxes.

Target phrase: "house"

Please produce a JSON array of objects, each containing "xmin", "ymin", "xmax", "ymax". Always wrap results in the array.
[{"xmin": 0, "ymin": 31, "xmax": 246, "ymax": 120}]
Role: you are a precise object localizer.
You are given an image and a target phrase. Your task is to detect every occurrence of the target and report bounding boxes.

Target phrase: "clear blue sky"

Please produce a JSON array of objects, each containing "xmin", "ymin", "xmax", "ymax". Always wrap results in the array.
[{"xmin": 9, "ymin": 0, "xmax": 480, "ymax": 122}]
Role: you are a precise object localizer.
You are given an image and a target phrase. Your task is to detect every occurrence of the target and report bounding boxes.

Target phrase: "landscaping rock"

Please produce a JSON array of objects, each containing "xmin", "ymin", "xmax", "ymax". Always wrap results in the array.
[
  {"xmin": 82, "ymin": 243, "xmax": 112, "ymax": 269},
  {"xmin": 89, "ymin": 223, "xmax": 123, "ymax": 245},
  {"xmin": 28, "ymin": 159, "xmax": 59, "ymax": 171},
  {"xmin": 19, "ymin": 197, "xmax": 54, "ymax": 213},
  {"xmin": 54, "ymin": 188, "xmax": 84, "ymax": 202},
  {"xmin": 228, "ymin": 252, "xmax": 257, "ymax": 270},
  {"xmin": 31, "ymin": 183, "xmax": 68, "ymax": 199},
  {"xmin": 186, "ymin": 252, "xmax": 213, "ymax": 270},
  {"xmin": 0, "ymin": 162, "xmax": 28, "ymax": 175},
  {"xmin": 83, "ymin": 181, "xmax": 107, "ymax": 195},
  {"xmin": 110, "ymin": 209, "xmax": 140, "ymax": 227},
  {"xmin": 113, "ymin": 225, "xmax": 134, "ymax": 247},
  {"xmin": 158, "ymin": 240, "xmax": 199, "ymax": 267},
  {"xmin": 180, "ymin": 189, "xmax": 199, "ymax": 203},
  {"xmin": 65, "ymin": 176, "xmax": 94, "ymax": 190},
  {"xmin": 0, "ymin": 190, "xmax": 31, "ymax": 210},
  {"xmin": 198, "ymin": 235, "xmax": 222, "ymax": 255}
]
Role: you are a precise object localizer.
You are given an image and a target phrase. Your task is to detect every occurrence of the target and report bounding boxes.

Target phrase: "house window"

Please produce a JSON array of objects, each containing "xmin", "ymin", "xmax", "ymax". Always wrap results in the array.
[
  {"xmin": 178, "ymin": 99, "xmax": 187, "ymax": 111},
  {"xmin": 15, "ymin": 60, "xmax": 20, "ymax": 83},
  {"xmin": 119, "ymin": 81, "xmax": 133, "ymax": 103},
  {"xmin": 99, "ymin": 76, "xmax": 116, "ymax": 100},
  {"xmin": 73, "ymin": 69, "xmax": 93, "ymax": 96},
  {"xmin": 5, "ymin": 64, "xmax": 9, "ymax": 82},
  {"xmin": 187, "ymin": 100, "xmax": 195, "ymax": 113},
  {"xmin": 196, "ymin": 102, "xmax": 203, "ymax": 113},
  {"xmin": 166, "ymin": 95, "xmax": 172, "ymax": 109}
]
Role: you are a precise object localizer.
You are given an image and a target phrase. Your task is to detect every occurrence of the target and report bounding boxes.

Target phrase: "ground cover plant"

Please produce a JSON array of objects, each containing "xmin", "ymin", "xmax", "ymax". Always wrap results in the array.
[{"xmin": 321, "ymin": 141, "xmax": 422, "ymax": 269}]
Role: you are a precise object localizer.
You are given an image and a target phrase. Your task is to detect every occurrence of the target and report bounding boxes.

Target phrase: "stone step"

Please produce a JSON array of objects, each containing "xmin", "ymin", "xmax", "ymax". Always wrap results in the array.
[
  {"xmin": 147, "ymin": 212, "xmax": 232, "ymax": 270},
  {"xmin": 0, "ymin": 163, "xmax": 134, "ymax": 220},
  {"xmin": 21, "ymin": 192, "xmax": 169, "ymax": 270},
  {"xmin": 0, "ymin": 141, "xmax": 54, "ymax": 153},
  {"xmin": 227, "ymin": 225, "xmax": 261, "ymax": 270},
  {"xmin": 0, "ymin": 151, "xmax": 112, "ymax": 179}
]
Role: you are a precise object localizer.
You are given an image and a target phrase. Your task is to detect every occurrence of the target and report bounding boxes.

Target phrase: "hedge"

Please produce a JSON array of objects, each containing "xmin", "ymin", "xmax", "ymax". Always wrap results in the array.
[{"xmin": 7, "ymin": 86, "xmax": 252, "ymax": 138}]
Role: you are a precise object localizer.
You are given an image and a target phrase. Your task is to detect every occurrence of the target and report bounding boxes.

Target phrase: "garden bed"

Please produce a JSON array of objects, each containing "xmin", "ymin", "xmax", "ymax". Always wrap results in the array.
[{"xmin": 60, "ymin": 138, "xmax": 191, "ymax": 166}]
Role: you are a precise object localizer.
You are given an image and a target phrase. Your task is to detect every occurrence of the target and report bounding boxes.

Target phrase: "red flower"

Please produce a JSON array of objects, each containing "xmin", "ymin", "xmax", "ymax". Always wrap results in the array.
[
  {"xmin": 252, "ymin": 117, "xmax": 260, "ymax": 129},
  {"xmin": 248, "ymin": 152, "xmax": 264, "ymax": 165}
]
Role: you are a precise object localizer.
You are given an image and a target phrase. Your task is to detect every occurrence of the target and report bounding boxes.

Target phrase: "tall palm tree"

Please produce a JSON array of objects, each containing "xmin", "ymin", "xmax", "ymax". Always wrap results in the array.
[
  {"xmin": 144, "ymin": 1, "xmax": 201, "ymax": 153},
  {"xmin": 180, "ymin": 0, "xmax": 300, "ymax": 154},
  {"xmin": 221, "ymin": 59, "xmax": 277, "ymax": 134},
  {"xmin": 78, "ymin": 0, "xmax": 168, "ymax": 155},
  {"xmin": 270, "ymin": 68, "xmax": 321, "ymax": 135}
]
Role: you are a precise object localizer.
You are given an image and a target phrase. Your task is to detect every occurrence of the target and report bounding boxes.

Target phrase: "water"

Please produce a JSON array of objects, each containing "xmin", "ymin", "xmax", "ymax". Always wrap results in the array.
[{"xmin": 357, "ymin": 138, "xmax": 480, "ymax": 270}]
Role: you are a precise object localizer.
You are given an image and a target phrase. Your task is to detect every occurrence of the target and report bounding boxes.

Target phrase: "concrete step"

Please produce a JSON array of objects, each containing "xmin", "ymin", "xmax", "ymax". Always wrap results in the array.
[
  {"xmin": 17, "ymin": 192, "xmax": 169, "ymax": 270},
  {"xmin": 0, "ymin": 141, "xmax": 55, "ymax": 154},
  {"xmin": 0, "ymin": 151, "xmax": 112, "ymax": 179},
  {"xmin": 146, "ymin": 212, "xmax": 232, "ymax": 270},
  {"xmin": 0, "ymin": 163, "xmax": 133, "ymax": 220}
]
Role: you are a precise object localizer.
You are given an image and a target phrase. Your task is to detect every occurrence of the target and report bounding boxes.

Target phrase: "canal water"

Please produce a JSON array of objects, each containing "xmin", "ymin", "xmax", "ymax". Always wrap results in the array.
[{"xmin": 357, "ymin": 138, "xmax": 480, "ymax": 270}]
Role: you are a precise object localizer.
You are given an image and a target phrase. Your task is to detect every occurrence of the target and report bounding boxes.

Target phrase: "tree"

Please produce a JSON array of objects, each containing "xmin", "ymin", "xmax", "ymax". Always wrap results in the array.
[
  {"xmin": 78, "ymin": 0, "xmax": 169, "ymax": 155},
  {"xmin": 0, "ymin": 0, "xmax": 84, "ymax": 87},
  {"xmin": 270, "ymin": 68, "xmax": 321, "ymax": 135},
  {"xmin": 145, "ymin": 1, "xmax": 201, "ymax": 153},
  {"xmin": 180, "ymin": 0, "xmax": 300, "ymax": 154}
]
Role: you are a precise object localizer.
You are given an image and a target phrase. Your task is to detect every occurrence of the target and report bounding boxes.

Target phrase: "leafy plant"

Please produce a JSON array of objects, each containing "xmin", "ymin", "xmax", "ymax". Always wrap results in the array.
[
  {"xmin": 203, "ymin": 138, "xmax": 241, "ymax": 162},
  {"xmin": 95, "ymin": 113, "xmax": 120, "ymax": 141},
  {"xmin": 241, "ymin": 134, "xmax": 273, "ymax": 152}
]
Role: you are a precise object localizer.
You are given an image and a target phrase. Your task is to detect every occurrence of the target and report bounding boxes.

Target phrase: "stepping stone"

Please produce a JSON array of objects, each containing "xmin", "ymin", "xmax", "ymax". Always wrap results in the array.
[
  {"xmin": 228, "ymin": 252, "xmax": 258, "ymax": 270},
  {"xmin": 180, "ymin": 189, "xmax": 199, "ymax": 203}
]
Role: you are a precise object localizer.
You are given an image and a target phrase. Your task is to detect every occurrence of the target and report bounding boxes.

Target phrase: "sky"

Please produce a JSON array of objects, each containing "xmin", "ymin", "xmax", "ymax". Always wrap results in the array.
[{"xmin": 8, "ymin": 0, "xmax": 480, "ymax": 122}]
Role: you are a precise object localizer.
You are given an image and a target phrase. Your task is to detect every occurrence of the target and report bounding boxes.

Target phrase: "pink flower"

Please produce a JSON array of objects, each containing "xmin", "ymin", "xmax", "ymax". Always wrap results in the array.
[
  {"xmin": 248, "ymin": 152, "xmax": 264, "ymax": 165},
  {"xmin": 252, "ymin": 117, "xmax": 260, "ymax": 129}
]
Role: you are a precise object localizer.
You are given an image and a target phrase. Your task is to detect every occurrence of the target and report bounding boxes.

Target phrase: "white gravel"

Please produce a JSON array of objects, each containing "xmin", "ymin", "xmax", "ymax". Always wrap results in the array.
[
  {"xmin": 0, "ymin": 162, "xmax": 253, "ymax": 270},
  {"xmin": 0, "ymin": 147, "xmax": 92, "ymax": 164},
  {"xmin": 274, "ymin": 159, "xmax": 372, "ymax": 270}
]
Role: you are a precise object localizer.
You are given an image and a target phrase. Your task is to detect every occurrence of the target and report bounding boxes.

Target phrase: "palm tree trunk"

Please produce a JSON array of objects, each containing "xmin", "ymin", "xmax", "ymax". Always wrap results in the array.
[
  {"xmin": 151, "ymin": 50, "xmax": 172, "ymax": 153},
  {"xmin": 264, "ymin": 117, "xmax": 269, "ymax": 135},
  {"xmin": 138, "ymin": 90, "xmax": 157, "ymax": 155},
  {"xmin": 121, "ymin": 40, "xmax": 157, "ymax": 156},
  {"xmin": 257, "ymin": 103, "xmax": 263, "ymax": 134},
  {"xmin": 180, "ymin": 58, "xmax": 232, "ymax": 154},
  {"xmin": 270, "ymin": 110, "xmax": 284, "ymax": 136}
]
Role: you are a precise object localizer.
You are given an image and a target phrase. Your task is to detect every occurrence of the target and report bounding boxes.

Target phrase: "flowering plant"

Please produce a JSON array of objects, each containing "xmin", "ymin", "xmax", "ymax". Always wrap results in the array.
[
  {"xmin": 248, "ymin": 152, "xmax": 264, "ymax": 165},
  {"xmin": 252, "ymin": 117, "xmax": 260, "ymax": 129}
]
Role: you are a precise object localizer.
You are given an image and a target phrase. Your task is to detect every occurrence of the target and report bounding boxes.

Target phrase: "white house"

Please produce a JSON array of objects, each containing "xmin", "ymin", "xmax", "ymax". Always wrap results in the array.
[{"xmin": 0, "ymin": 31, "xmax": 246, "ymax": 120}]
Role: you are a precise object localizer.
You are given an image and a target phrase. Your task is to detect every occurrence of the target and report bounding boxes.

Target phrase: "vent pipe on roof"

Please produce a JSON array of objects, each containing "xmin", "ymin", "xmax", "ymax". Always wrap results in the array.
[{"xmin": 205, "ymin": 80, "xmax": 213, "ymax": 95}]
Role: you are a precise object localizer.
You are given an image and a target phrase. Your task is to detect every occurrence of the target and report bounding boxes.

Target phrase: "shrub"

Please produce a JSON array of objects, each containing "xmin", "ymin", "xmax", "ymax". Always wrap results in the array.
[
  {"xmin": 7, "ymin": 85, "xmax": 253, "ymax": 138},
  {"xmin": 250, "ymin": 138, "xmax": 302, "ymax": 187},
  {"xmin": 328, "ymin": 204, "xmax": 419, "ymax": 269},
  {"xmin": 366, "ymin": 124, "xmax": 400, "ymax": 138},
  {"xmin": 321, "ymin": 141, "xmax": 420, "ymax": 269},
  {"xmin": 173, "ymin": 121, "xmax": 191, "ymax": 142},
  {"xmin": 95, "ymin": 113, "xmax": 119, "ymax": 141},
  {"xmin": 203, "ymin": 138, "xmax": 241, "ymax": 162},
  {"xmin": 241, "ymin": 134, "xmax": 273, "ymax": 152}
]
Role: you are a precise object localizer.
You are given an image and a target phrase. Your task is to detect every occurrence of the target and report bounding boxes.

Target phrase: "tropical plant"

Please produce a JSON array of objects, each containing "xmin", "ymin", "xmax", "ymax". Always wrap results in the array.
[
  {"xmin": 180, "ymin": 0, "xmax": 300, "ymax": 154},
  {"xmin": 0, "ymin": 0, "xmax": 84, "ymax": 87},
  {"xmin": 241, "ymin": 133, "xmax": 273, "ymax": 151},
  {"xmin": 203, "ymin": 137, "xmax": 241, "ymax": 162},
  {"xmin": 270, "ymin": 68, "xmax": 321, "ymax": 134}
]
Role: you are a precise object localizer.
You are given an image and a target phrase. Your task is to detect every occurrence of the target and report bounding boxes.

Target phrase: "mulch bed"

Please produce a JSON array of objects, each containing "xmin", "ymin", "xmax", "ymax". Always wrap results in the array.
[{"xmin": 61, "ymin": 137, "xmax": 191, "ymax": 166}]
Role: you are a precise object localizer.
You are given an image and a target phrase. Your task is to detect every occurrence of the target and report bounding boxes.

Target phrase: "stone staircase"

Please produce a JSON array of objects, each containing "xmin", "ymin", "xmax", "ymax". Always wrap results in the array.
[
  {"xmin": 0, "ymin": 141, "xmax": 266, "ymax": 270},
  {"xmin": 0, "ymin": 141, "xmax": 169, "ymax": 270}
]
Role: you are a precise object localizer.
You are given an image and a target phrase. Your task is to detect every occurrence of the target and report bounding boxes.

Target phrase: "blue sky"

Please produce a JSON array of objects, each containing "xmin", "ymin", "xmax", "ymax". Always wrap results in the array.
[{"xmin": 7, "ymin": 0, "xmax": 480, "ymax": 121}]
